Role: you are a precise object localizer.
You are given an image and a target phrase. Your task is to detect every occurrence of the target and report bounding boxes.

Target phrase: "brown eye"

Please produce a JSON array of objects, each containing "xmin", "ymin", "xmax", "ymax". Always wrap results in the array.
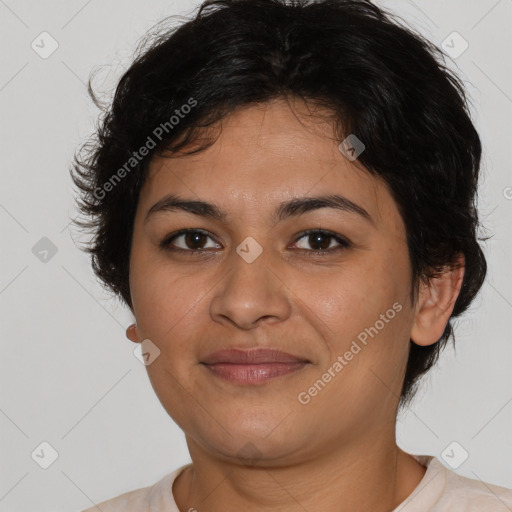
[
  {"xmin": 161, "ymin": 229, "xmax": 221, "ymax": 252},
  {"xmin": 293, "ymin": 230, "xmax": 350, "ymax": 253}
]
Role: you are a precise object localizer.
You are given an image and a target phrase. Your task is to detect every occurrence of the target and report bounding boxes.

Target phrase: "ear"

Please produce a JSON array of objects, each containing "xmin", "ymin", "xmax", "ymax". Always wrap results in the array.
[
  {"xmin": 126, "ymin": 323, "xmax": 141, "ymax": 344},
  {"xmin": 410, "ymin": 254, "xmax": 465, "ymax": 347}
]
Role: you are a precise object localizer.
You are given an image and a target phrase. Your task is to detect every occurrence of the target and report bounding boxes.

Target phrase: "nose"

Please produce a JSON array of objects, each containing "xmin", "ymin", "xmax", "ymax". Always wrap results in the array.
[{"xmin": 209, "ymin": 249, "xmax": 292, "ymax": 330}]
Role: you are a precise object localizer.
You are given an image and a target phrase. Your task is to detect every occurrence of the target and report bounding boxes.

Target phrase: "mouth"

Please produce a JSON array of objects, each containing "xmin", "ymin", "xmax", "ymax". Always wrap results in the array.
[{"xmin": 200, "ymin": 348, "xmax": 310, "ymax": 386}]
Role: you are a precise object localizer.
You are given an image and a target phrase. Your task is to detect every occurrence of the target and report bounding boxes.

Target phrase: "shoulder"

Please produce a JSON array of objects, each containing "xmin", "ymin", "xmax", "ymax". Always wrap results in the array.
[
  {"xmin": 80, "ymin": 464, "xmax": 190, "ymax": 512},
  {"xmin": 80, "ymin": 479, "xmax": 160, "ymax": 512},
  {"xmin": 433, "ymin": 458, "xmax": 512, "ymax": 510}
]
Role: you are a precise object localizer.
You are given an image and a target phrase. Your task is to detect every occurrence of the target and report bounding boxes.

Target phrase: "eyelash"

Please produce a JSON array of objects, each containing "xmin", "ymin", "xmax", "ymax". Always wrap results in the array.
[{"xmin": 160, "ymin": 228, "xmax": 351, "ymax": 256}]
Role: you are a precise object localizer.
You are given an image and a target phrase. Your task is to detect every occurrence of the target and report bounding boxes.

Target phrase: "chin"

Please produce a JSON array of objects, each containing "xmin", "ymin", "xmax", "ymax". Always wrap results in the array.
[
  {"xmin": 210, "ymin": 435, "xmax": 303, "ymax": 467},
  {"xmin": 189, "ymin": 414, "xmax": 308, "ymax": 466}
]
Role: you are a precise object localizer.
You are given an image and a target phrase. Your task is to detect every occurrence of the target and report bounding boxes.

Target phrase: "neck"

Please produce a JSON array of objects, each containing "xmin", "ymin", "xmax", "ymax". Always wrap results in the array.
[{"xmin": 173, "ymin": 434, "xmax": 426, "ymax": 512}]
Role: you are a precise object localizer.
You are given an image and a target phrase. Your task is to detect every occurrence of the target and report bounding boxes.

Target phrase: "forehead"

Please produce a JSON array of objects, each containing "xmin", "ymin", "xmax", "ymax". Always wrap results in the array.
[{"xmin": 138, "ymin": 98, "xmax": 403, "ymax": 235}]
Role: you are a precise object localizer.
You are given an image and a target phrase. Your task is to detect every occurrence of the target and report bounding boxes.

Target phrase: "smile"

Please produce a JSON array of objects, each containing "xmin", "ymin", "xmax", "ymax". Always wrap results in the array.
[{"xmin": 200, "ymin": 347, "xmax": 310, "ymax": 385}]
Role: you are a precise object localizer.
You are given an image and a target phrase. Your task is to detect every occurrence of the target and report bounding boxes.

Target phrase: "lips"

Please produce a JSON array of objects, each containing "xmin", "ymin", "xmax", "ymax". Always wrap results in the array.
[
  {"xmin": 200, "ymin": 348, "xmax": 310, "ymax": 385},
  {"xmin": 201, "ymin": 348, "xmax": 309, "ymax": 365}
]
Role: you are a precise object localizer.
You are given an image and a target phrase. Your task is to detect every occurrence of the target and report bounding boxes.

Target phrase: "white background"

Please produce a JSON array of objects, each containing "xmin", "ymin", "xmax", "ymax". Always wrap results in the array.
[{"xmin": 0, "ymin": 0, "xmax": 511, "ymax": 510}]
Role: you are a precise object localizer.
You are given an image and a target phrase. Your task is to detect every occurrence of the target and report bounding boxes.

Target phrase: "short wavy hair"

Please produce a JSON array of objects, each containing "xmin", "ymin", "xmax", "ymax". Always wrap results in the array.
[{"xmin": 70, "ymin": 0, "xmax": 488, "ymax": 409}]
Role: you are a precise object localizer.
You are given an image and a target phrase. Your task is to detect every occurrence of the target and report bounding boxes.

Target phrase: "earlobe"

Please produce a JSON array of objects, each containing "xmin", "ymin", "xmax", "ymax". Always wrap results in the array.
[
  {"xmin": 126, "ymin": 323, "xmax": 141, "ymax": 344},
  {"xmin": 410, "ymin": 254, "xmax": 465, "ymax": 347}
]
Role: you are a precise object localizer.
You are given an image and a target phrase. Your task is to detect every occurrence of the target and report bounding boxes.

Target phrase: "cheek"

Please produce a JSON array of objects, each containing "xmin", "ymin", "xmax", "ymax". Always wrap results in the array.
[
  {"xmin": 293, "ymin": 250, "xmax": 411, "ymax": 373},
  {"xmin": 129, "ymin": 247, "xmax": 202, "ymax": 343},
  {"xmin": 294, "ymin": 258, "xmax": 402, "ymax": 335}
]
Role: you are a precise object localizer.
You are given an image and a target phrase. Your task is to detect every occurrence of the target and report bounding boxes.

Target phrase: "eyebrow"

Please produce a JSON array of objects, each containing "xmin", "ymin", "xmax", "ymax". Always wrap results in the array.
[{"xmin": 144, "ymin": 193, "xmax": 374, "ymax": 226}]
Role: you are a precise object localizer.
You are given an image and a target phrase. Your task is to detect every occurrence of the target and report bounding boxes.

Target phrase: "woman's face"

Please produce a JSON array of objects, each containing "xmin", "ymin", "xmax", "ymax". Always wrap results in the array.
[{"xmin": 128, "ymin": 98, "xmax": 418, "ymax": 465}]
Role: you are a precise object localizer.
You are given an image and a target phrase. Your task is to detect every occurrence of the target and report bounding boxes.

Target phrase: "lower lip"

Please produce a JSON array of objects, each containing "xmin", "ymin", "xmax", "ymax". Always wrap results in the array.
[{"xmin": 202, "ymin": 362, "xmax": 308, "ymax": 385}]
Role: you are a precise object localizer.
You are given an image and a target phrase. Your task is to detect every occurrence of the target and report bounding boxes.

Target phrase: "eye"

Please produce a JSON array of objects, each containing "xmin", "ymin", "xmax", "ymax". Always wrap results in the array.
[
  {"xmin": 292, "ymin": 229, "xmax": 351, "ymax": 254},
  {"xmin": 161, "ymin": 228, "xmax": 351, "ymax": 255},
  {"xmin": 161, "ymin": 229, "xmax": 221, "ymax": 252}
]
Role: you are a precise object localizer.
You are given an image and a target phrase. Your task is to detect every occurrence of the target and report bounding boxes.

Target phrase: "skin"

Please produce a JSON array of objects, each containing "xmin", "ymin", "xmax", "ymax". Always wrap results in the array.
[{"xmin": 125, "ymin": 97, "xmax": 464, "ymax": 512}]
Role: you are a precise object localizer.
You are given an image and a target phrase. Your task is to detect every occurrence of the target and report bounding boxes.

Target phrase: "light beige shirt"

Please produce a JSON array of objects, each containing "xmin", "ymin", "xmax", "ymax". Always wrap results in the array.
[{"xmin": 82, "ymin": 454, "xmax": 512, "ymax": 511}]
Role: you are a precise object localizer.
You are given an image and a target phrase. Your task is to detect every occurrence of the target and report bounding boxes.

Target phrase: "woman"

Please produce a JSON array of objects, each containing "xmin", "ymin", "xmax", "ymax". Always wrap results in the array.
[{"xmin": 72, "ymin": 0, "xmax": 512, "ymax": 510}]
